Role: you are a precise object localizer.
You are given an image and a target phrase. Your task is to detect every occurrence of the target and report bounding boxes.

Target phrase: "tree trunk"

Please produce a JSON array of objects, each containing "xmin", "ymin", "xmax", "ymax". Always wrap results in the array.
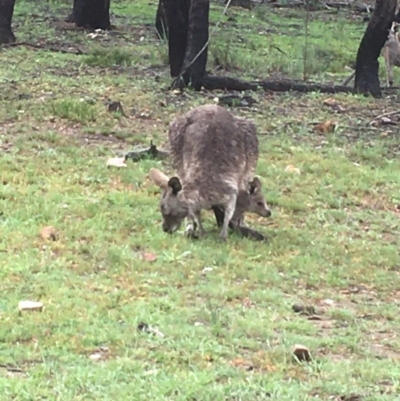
[
  {"xmin": 162, "ymin": 0, "xmax": 190, "ymax": 77},
  {"xmin": 67, "ymin": 0, "xmax": 111, "ymax": 30},
  {"xmin": 0, "ymin": 0, "xmax": 16, "ymax": 44},
  {"xmin": 354, "ymin": 0, "xmax": 397, "ymax": 97},
  {"xmin": 155, "ymin": 0, "xmax": 168, "ymax": 39},
  {"xmin": 173, "ymin": 0, "xmax": 210, "ymax": 90}
]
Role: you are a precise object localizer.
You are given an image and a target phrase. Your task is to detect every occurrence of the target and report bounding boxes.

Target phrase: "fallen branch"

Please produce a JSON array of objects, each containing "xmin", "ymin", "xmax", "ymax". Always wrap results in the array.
[
  {"xmin": 200, "ymin": 75, "xmax": 258, "ymax": 91},
  {"xmin": 199, "ymin": 74, "xmax": 354, "ymax": 94},
  {"xmin": 341, "ymin": 71, "xmax": 355, "ymax": 86},
  {"xmin": 324, "ymin": 1, "xmax": 373, "ymax": 12},
  {"xmin": 265, "ymin": 0, "xmax": 373, "ymax": 12},
  {"xmin": 256, "ymin": 79, "xmax": 354, "ymax": 93},
  {"xmin": 0, "ymin": 41, "xmax": 84, "ymax": 55},
  {"xmin": 267, "ymin": 0, "xmax": 304, "ymax": 8},
  {"xmin": 124, "ymin": 141, "xmax": 169, "ymax": 162},
  {"xmin": 369, "ymin": 109, "xmax": 400, "ymax": 124}
]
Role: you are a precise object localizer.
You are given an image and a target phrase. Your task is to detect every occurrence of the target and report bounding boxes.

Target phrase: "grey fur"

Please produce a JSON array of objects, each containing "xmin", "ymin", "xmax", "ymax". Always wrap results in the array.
[
  {"xmin": 383, "ymin": 22, "xmax": 400, "ymax": 87},
  {"xmin": 150, "ymin": 104, "xmax": 270, "ymax": 241}
]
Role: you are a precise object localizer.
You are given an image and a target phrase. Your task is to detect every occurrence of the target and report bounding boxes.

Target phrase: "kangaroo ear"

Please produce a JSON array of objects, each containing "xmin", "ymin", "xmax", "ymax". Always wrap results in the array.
[
  {"xmin": 149, "ymin": 168, "xmax": 170, "ymax": 190},
  {"xmin": 249, "ymin": 177, "xmax": 262, "ymax": 195},
  {"xmin": 168, "ymin": 177, "xmax": 182, "ymax": 195}
]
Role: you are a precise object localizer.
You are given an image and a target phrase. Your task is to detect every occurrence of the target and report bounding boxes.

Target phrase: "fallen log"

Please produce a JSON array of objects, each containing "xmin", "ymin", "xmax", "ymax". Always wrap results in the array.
[
  {"xmin": 256, "ymin": 79, "xmax": 354, "ymax": 93},
  {"xmin": 198, "ymin": 74, "xmax": 354, "ymax": 94},
  {"xmin": 265, "ymin": 0, "xmax": 374, "ymax": 13},
  {"xmin": 199, "ymin": 75, "xmax": 258, "ymax": 91}
]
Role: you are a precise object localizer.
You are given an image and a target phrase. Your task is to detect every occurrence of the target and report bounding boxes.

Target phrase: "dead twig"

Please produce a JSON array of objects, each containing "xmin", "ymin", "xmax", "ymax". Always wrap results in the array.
[
  {"xmin": 0, "ymin": 41, "xmax": 84, "ymax": 55},
  {"xmin": 266, "ymin": 0, "xmax": 373, "ymax": 12},
  {"xmin": 341, "ymin": 71, "xmax": 355, "ymax": 86},
  {"xmin": 0, "ymin": 364, "xmax": 25, "ymax": 373},
  {"xmin": 124, "ymin": 140, "xmax": 170, "ymax": 162},
  {"xmin": 369, "ymin": 109, "xmax": 400, "ymax": 124}
]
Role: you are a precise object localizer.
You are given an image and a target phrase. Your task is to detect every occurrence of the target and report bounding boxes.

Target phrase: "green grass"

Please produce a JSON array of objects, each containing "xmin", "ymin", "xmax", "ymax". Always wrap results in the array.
[{"xmin": 1, "ymin": 0, "xmax": 400, "ymax": 400}]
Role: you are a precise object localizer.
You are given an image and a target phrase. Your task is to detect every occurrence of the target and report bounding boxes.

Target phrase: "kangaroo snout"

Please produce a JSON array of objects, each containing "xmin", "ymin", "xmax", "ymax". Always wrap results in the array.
[
  {"xmin": 263, "ymin": 209, "xmax": 272, "ymax": 218},
  {"xmin": 162, "ymin": 223, "xmax": 172, "ymax": 233},
  {"xmin": 162, "ymin": 221, "xmax": 181, "ymax": 234}
]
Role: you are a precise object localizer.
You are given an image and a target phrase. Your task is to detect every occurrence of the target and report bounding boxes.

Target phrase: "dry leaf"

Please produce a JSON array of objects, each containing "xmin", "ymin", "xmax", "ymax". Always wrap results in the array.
[
  {"xmin": 314, "ymin": 120, "xmax": 336, "ymax": 133},
  {"xmin": 106, "ymin": 157, "xmax": 127, "ymax": 168},
  {"xmin": 89, "ymin": 346, "xmax": 109, "ymax": 361},
  {"xmin": 18, "ymin": 300, "xmax": 44, "ymax": 312},
  {"xmin": 285, "ymin": 165, "xmax": 301, "ymax": 175},
  {"xmin": 142, "ymin": 252, "xmax": 157, "ymax": 262},
  {"xmin": 40, "ymin": 226, "xmax": 58, "ymax": 241},
  {"xmin": 242, "ymin": 297, "xmax": 255, "ymax": 308},
  {"xmin": 323, "ymin": 98, "xmax": 337, "ymax": 106},
  {"xmin": 230, "ymin": 358, "xmax": 253, "ymax": 370},
  {"xmin": 323, "ymin": 98, "xmax": 345, "ymax": 112}
]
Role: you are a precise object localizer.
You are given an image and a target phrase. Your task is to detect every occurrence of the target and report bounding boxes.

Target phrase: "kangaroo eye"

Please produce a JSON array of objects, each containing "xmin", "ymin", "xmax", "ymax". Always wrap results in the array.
[{"xmin": 257, "ymin": 201, "xmax": 264, "ymax": 207}]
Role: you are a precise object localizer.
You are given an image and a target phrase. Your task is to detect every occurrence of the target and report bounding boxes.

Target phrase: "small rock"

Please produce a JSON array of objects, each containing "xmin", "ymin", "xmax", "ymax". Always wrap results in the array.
[
  {"xmin": 18, "ymin": 300, "xmax": 44, "ymax": 312},
  {"xmin": 106, "ymin": 157, "xmax": 127, "ymax": 168},
  {"xmin": 292, "ymin": 344, "xmax": 312, "ymax": 362},
  {"xmin": 107, "ymin": 100, "xmax": 126, "ymax": 116},
  {"xmin": 89, "ymin": 352, "xmax": 102, "ymax": 361},
  {"xmin": 144, "ymin": 369, "xmax": 157, "ymax": 375},
  {"xmin": 202, "ymin": 267, "xmax": 213, "ymax": 274},
  {"xmin": 137, "ymin": 322, "xmax": 165, "ymax": 337},
  {"xmin": 381, "ymin": 116, "xmax": 394, "ymax": 125},
  {"xmin": 137, "ymin": 322, "xmax": 150, "ymax": 332},
  {"xmin": 323, "ymin": 299, "xmax": 334, "ymax": 306},
  {"xmin": 292, "ymin": 304, "xmax": 316, "ymax": 315},
  {"xmin": 40, "ymin": 226, "xmax": 58, "ymax": 241}
]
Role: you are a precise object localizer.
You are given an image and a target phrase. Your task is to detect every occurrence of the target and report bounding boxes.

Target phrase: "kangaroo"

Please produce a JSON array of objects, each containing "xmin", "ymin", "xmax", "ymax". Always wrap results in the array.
[
  {"xmin": 150, "ymin": 104, "xmax": 267, "ymax": 241},
  {"xmin": 212, "ymin": 176, "xmax": 270, "ymax": 227},
  {"xmin": 341, "ymin": 21, "xmax": 400, "ymax": 88},
  {"xmin": 149, "ymin": 168, "xmax": 271, "ymax": 237},
  {"xmin": 383, "ymin": 22, "xmax": 400, "ymax": 87}
]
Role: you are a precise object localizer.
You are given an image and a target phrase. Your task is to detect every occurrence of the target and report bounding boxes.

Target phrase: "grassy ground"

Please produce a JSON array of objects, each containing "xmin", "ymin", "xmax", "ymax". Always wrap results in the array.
[{"xmin": 1, "ymin": 0, "xmax": 400, "ymax": 400}]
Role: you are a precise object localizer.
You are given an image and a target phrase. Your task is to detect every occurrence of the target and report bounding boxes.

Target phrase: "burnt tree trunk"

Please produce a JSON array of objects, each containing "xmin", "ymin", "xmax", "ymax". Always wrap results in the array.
[
  {"xmin": 162, "ymin": 0, "xmax": 190, "ymax": 77},
  {"xmin": 173, "ymin": 0, "xmax": 209, "ymax": 90},
  {"xmin": 354, "ymin": 0, "xmax": 397, "ymax": 97},
  {"xmin": 155, "ymin": 0, "xmax": 168, "ymax": 39},
  {"xmin": 66, "ymin": 0, "xmax": 111, "ymax": 30},
  {"xmin": 0, "ymin": 0, "xmax": 16, "ymax": 44}
]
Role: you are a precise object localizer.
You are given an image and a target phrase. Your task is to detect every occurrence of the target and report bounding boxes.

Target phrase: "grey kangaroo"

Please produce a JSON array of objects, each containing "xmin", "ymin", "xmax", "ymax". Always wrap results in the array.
[{"xmin": 149, "ymin": 104, "xmax": 271, "ymax": 241}]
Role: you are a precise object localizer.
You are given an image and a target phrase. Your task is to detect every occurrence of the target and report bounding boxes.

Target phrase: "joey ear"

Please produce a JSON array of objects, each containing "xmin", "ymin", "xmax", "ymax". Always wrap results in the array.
[
  {"xmin": 249, "ymin": 177, "xmax": 262, "ymax": 195},
  {"xmin": 149, "ymin": 168, "xmax": 170, "ymax": 190},
  {"xmin": 168, "ymin": 177, "xmax": 182, "ymax": 195}
]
